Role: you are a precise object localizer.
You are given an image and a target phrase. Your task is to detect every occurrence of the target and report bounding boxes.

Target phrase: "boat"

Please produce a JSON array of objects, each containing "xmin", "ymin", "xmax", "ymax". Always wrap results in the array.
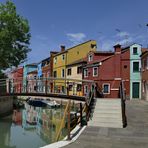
[
  {"xmin": 27, "ymin": 98, "xmax": 47, "ymax": 107},
  {"xmin": 42, "ymin": 100, "xmax": 60, "ymax": 108}
]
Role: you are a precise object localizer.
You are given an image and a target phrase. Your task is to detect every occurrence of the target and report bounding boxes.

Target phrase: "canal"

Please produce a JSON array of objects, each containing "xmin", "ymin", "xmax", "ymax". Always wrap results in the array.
[{"xmin": 0, "ymin": 100, "xmax": 78, "ymax": 148}]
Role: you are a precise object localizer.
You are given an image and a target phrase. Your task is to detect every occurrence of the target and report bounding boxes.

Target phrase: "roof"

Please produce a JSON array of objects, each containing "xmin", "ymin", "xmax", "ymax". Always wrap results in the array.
[
  {"xmin": 27, "ymin": 70, "xmax": 37, "ymax": 75},
  {"xmin": 140, "ymin": 51, "xmax": 148, "ymax": 58},
  {"xmin": 93, "ymin": 51, "xmax": 114, "ymax": 55},
  {"xmin": 121, "ymin": 43, "xmax": 142, "ymax": 50},
  {"xmin": 84, "ymin": 55, "xmax": 114, "ymax": 68},
  {"xmin": 66, "ymin": 59, "xmax": 87, "ymax": 67},
  {"xmin": 42, "ymin": 57, "xmax": 50, "ymax": 63},
  {"xmin": 25, "ymin": 63, "xmax": 38, "ymax": 67},
  {"xmin": 53, "ymin": 40, "xmax": 96, "ymax": 57},
  {"xmin": 142, "ymin": 48, "xmax": 148, "ymax": 53}
]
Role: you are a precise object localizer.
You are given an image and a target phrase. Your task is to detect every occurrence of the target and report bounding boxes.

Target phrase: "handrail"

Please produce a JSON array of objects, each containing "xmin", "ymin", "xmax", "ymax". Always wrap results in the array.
[
  {"xmin": 77, "ymin": 87, "xmax": 95, "ymax": 125},
  {"xmin": 55, "ymin": 100, "xmax": 71, "ymax": 142},
  {"xmin": 120, "ymin": 80, "xmax": 127, "ymax": 128}
]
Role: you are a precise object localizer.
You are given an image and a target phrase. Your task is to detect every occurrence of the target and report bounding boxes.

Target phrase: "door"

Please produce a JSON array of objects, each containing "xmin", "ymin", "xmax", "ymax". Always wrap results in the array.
[{"xmin": 132, "ymin": 82, "xmax": 139, "ymax": 98}]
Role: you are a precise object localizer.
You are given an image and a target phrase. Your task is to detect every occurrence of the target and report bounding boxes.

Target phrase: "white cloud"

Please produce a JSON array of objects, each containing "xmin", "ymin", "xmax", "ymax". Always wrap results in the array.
[
  {"xmin": 116, "ymin": 31, "xmax": 130, "ymax": 38},
  {"xmin": 67, "ymin": 33, "xmax": 86, "ymax": 44}
]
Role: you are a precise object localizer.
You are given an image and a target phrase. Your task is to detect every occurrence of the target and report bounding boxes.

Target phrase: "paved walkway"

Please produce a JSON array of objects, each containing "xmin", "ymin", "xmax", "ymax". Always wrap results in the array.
[{"xmin": 64, "ymin": 100, "xmax": 148, "ymax": 148}]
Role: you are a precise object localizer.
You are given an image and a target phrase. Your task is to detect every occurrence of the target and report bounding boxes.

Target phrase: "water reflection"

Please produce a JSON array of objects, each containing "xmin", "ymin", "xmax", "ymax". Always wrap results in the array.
[{"xmin": 0, "ymin": 102, "xmax": 69, "ymax": 148}]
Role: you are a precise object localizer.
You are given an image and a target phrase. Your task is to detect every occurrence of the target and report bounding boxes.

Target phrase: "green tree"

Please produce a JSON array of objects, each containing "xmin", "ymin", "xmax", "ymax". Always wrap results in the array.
[{"xmin": 0, "ymin": 0, "xmax": 31, "ymax": 75}]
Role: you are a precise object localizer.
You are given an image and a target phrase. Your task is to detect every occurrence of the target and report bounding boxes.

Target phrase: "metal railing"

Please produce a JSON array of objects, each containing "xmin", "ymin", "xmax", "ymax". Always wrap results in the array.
[{"xmin": 119, "ymin": 80, "xmax": 127, "ymax": 128}]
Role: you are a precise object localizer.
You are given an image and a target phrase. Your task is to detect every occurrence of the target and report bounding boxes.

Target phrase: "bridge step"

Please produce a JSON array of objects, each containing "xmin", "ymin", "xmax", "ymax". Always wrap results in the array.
[{"xmin": 88, "ymin": 98, "xmax": 123, "ymax": 128}]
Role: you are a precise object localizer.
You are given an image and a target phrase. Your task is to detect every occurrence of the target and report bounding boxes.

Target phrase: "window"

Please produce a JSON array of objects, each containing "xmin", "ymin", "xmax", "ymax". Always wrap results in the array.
[
  {"xmin": 62, "ymin": 54, "xmax": 65, "ymax": 60},
  {"xmin": 84, "ymin": 69, "xmax": 88, "ymax": 77},
  {"xmin": 67, "ymin": 68, "xmax": 71, "ymax": 76},
  {"xmin": 77, "ymin": 84, "xmax": 82, "ymax": 91},
  {"xmin": 53, "ymin": 71, "xmax": 57, "ymax": 78},
  {"xmin": 103, "ymin": 84, "xmax": 110, "ymax": 94},
  {"xmin": 133, "ymin": 62, "xmax": 139, "ymax": 72},
  {"xmin": 54, "ymin": 57, "xmax": 57, "ymax": 64},
  {"xmin": 68, "ymin": 85, "xmax": 73, "ymax": 91},
  {"xmin": 77, "ymin": 66, "xmax": 82, "ymax": 74},
  {"xmin": 88, "ymin": 54, "xmax": 93, "ymax": 62},
  {"xmin": 124, "ymin": 65, "xmax": 127, "ymax": 69},
  {"xmin": 62, "ymin": 69, "xmax": 65, "ymax": 78},
  {"xmin": 84, "ymin": 85, "xmax": 88, "ymax": 94},
  {"xmin": 93, "ymin": 67, "xmax": 98, "ymax": 77},
  {"xmin": 133, "ymin": 47, "xmax": 138, "ymax": 55}
]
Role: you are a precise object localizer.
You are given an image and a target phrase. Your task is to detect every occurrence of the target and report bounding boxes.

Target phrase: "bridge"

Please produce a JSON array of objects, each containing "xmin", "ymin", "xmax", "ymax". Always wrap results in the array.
[
  {"xmin": 0, "ymin": 77, "xmax": 126, "ymax": 142},
  {"xmin": 0, "ymin": 77, "xmax": 97, "ymax": 101}
]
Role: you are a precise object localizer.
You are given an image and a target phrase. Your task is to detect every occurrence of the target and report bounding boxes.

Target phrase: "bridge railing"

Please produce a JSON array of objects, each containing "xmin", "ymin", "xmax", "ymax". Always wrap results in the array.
[
  {"xmin": 119, "ymin": 80, "xmax": 127, "ymax": 128},
  {"xmin": 3, "ymin": 77, "xmax": 96, "ymax": 98},
  {"xmin": 0, "ymin": 79, "xmax": 7, "ymax": 95}
]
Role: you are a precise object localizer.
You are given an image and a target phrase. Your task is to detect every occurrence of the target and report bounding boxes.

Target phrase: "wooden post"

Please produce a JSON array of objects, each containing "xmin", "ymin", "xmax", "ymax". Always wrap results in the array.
[
  {"xmin": 67, "ymin": 100, "xmax": 71, "ymax": 140},
  {"xmin": 45, "ymin": 77, "xmax": 47, "ymax": 94},
  {"xmin": 80, "ymin": 103, "xmax": 83, "ymax": 127}
]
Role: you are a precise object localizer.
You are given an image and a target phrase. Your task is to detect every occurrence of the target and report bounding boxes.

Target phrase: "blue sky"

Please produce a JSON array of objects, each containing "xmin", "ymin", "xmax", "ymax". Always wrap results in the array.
[{"xmin": 1, "ymin": 0, "xmax": 148, "ymax": 63}]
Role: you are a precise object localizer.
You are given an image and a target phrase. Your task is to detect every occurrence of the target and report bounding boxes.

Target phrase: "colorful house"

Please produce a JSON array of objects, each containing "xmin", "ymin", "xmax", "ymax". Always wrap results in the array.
[
  {"xmin": 122, "ymin": 43, "xmax": 142, "ymax": 99},
  {"xmin": 23, "ymin": 63, "xmax": 37, "ymax": 92},
  {"xmin": 66, "ymin": 59, "xmax": 86, "ymax": 96},
  {"xmin": 83, "ymin": 43, "xmax": 143, "ymax": 99},
  {"xmin": 141, "ymin": 50, "xmax": 148, "ymax": 101},
  {"xmin": 8, "ymin": 67, "xmax": 23, "ymax": 93},
  {"xmin": 52, "ymin": 40, "xmax": 97, "ymax": 94}
]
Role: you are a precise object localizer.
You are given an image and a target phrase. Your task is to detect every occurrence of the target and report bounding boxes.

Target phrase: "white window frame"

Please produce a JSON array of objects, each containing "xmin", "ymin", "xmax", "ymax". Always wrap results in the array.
[
  {"xmin": 133, "ymin": 61, "xmax": 140, "ymax": 72},
  {"xmin": 84, "ymin": 85, "xmax": 88, "ymax": 94},
  {"xmin": 93, "ymin": 67, "xmax": 98, "ymax": 77},
  {"xmin": 61, "ymin": 69, "xmax": 65, "ymax": 78},
  {"xmin": 133, "ymin": 47, "xmax": 138, "ymax": 55},
  {"xmin": 84, "ymin": 69, "xmax": 88, "ymax": 77},
  {"xmin": 67, "ymin": 68, "xmax": 71, "ymax": 76},
  {"xmin": 88, "ymin": 54, "xmax": 93, "ymax": 62},
  {"xmin": 54, "ymin": 57, "xmax": 57, "ymax": 64},
  {"xmin": 102, "ymin": 83, "xmax": 110, "ymax": 94}
]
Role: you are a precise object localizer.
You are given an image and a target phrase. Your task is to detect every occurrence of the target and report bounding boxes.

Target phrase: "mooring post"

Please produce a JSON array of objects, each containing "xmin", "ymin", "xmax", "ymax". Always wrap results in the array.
[
  {"xmin": 67, "ymin": 100, "xmax": 71, "ymax": 140},
  {"xmin": 80, "ymin": 102, "xmax": 83, "ymax": 127}
]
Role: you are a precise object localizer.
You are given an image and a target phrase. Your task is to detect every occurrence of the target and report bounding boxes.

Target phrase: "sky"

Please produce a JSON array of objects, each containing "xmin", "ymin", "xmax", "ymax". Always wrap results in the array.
[{"xmin": 0, "ymin": 0, "xmax": 148, "ymax": 64}]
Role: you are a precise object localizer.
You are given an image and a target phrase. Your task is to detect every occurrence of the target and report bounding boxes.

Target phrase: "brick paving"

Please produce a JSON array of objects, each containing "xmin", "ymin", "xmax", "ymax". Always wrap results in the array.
[{"xmin": 64, "ymin": 100, "xmax": 148, "ymax": 148}]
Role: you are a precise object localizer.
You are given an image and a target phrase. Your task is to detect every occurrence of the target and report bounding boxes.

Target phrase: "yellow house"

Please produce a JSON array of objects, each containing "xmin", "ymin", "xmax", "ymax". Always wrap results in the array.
[
  {"xmin": 53, "ymin": 40, "xmax": 97, "ymax": 94},
  {"xmin": 66, "ymin": 59, "xmax": 87, "ymax": 96}
]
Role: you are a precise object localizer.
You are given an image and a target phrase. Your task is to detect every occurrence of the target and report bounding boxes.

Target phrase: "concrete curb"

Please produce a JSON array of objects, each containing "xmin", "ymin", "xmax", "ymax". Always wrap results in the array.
[{"xmin": 40, "ymin": 125, "xmax": 86, "ymax": 148}]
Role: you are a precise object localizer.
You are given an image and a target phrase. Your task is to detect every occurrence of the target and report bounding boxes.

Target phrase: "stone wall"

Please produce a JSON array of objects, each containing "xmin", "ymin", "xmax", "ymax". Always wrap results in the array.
[{"xmin": 0, "ymin": 97, "xmax": 13, "ymax": 117}]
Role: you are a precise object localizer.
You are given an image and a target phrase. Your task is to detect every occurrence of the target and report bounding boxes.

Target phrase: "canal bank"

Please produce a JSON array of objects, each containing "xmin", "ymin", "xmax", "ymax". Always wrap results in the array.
[{"xmin": 63, "ymin": 100, "xmax": 148, "ymax": 148}]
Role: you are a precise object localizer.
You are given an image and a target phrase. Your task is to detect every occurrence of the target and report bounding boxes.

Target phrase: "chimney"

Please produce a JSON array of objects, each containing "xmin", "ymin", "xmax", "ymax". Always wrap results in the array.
[
  {"xmin": 113, "ymin": 44, "xmax": 121, "ymax": 78},
  {"xmin": 61, "ymin": 45, "xmax": 65, "ymax": 52},
  {"xmin": 114, "ymin": 44, "xmax": 121, "ymax": 54}
]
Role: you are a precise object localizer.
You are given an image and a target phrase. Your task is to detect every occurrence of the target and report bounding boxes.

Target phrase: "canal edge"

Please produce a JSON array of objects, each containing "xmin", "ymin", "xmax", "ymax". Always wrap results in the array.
[{"xmin": 40, "ymin": 125, "xmax": 86, "ymax": 148}]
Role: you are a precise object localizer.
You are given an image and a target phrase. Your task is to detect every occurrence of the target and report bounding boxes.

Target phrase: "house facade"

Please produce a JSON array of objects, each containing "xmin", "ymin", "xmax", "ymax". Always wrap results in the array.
[
  {"xmin": 122, "ymin": 44, "xmax": 142, "ymax": 99},
  {"xmin": 83, "ymin": 45, "xmax": 131, "ymax": 98},
  {"xmin": 52, "ymin": 40, "xmax": 97, "ymax": 94},
  {"xmin": 141, "ymin": 51, "xmax": 148, "ymax": 101},
  {"xmin": 66, "ymin": 59, "xmax": 86, "ymax": 96},
  {"xmin": 23, "ymin": 63, "xmax": 37, "ymax": 92},
  {"xmin": 9, "ymin": 67, "xmax": 23, "ymax": 93}
]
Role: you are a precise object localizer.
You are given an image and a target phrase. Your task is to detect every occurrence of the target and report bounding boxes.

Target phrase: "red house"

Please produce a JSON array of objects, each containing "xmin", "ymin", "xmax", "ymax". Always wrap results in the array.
[
  {"xmin": 10, "ymin": 67, "xmax": 23, "ymax": 93},
  {"xmin": 83, "ymin": 44, "xmax": 130, "ymax": 98}
]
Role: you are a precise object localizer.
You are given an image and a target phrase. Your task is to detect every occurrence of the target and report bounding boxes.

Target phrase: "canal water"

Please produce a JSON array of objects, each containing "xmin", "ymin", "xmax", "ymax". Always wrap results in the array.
[{"xmin": 0, "ymin": 101, "xmax": 77, "ymax": 148}]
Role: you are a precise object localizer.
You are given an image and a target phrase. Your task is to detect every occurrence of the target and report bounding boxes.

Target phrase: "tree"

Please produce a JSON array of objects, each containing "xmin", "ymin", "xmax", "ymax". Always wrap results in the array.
[{"xmin": 0, "ymin": 0, "xmax": 31, "ymax": 75}]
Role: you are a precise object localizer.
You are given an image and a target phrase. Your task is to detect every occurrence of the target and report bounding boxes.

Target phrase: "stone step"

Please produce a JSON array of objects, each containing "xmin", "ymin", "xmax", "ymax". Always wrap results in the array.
[
  {"xmin": 88, "ymin": 121, "xmax": 123, "ymax": 128},
  {"xmin": 90, "ymin": 117, "xmax": 122, "ymax": 123},
  {"xmin": 91, "ymin": 113, "xmax": 122, "ymax": 118},
  {"xmin": 92, "ymin": 109, "xmax": 122, "ymax": 114},
  {"xmin": 94, "ymin": 106, "xmax": 121, "ymax": 110}
]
